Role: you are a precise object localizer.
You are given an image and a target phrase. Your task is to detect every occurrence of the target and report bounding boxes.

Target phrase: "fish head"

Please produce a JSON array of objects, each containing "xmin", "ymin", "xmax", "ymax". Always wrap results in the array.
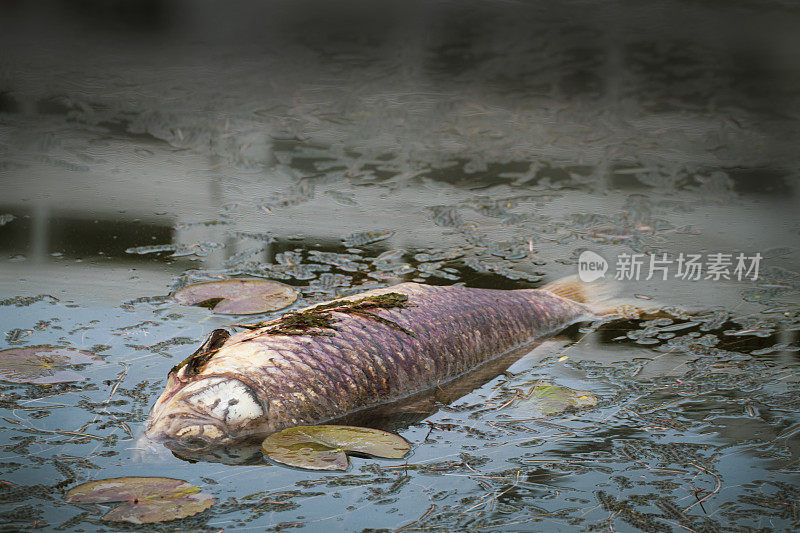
[
  {"xmin": 146, "ymin": 329, "xmax": 271, "ymax": 448},
  {"xmin": 147, "ymin": 372, "xmax": 269, "ymax": 447}
]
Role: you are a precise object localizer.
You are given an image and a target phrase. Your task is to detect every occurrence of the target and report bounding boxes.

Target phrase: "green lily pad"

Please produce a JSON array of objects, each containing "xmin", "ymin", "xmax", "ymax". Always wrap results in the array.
[
  {"xmin": 172, "ymin": 278, "xmax": 298, "ymax": 315},
  {"xmin": 65, "ymin": 477, "xmax": 215, "ymax": 524},
  {"xmin": 525, "ymin": 382, "xmax": 597, "ymax": 415},
  {"xmin": 262, "ymin": 425, "xmax": 411, "ymax": 471},
  {"xmin": 0, "ymin": 346, "xmax": 103, "ymax": 384}
]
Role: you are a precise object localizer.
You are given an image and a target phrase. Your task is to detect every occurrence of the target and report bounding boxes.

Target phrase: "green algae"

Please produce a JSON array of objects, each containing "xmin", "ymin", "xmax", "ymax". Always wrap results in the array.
[{"xmin": 236, "ymin": 292, "xmax": 413, "ymax": 337}]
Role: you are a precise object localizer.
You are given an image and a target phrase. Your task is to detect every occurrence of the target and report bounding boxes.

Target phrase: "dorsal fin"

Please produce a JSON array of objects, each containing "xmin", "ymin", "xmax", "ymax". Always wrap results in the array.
[{"xmin": 170, "ymin": 328, "xmax": 230, "ymax": 378}]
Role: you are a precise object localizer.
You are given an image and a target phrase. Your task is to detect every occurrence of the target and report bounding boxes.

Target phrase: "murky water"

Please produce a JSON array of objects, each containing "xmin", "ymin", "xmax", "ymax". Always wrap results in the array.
[{"xmin": 1, "ymin": 1, "xmax": 799, "ymax": 531}]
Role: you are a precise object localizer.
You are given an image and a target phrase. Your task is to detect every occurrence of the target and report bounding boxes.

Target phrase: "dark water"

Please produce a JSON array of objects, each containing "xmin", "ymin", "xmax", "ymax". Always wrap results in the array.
[{"xmin": 1, "ymin": 1, "xmax": 799, "ymax": 531}]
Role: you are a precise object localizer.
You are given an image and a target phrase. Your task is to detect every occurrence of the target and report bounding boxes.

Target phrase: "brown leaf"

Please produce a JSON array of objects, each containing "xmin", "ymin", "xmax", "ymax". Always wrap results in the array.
[
  {"xmin": 0, "ymin": 346, "xmax": 102, "ymax": 384},
  {"xmin": 173, "ymin": 279, "xmax": 298, "ymax": 315},
  {"xmin": 66, "ymin": 477, "xmax": 214, "ymax": 524}
]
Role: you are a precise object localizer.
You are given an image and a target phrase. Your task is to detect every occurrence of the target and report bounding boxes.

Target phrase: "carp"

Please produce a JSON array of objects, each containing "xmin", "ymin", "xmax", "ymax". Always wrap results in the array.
[{"xmin": 146, "ymin": 278, "xmax": 606, "ymax": 449}]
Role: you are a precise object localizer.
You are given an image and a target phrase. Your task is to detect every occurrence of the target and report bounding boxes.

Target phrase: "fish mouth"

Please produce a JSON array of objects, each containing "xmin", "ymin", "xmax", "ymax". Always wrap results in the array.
[
  {"xmin": 156, "ymin": 419, "xmax": 232, "ymax": 450},
  {"xmin": 147, "ymin": 375, "xmax": 268, "ymax": 448}
]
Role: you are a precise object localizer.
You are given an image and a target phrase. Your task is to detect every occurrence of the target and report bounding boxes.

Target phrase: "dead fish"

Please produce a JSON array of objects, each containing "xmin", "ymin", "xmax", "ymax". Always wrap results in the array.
[{"xmin": 146, "ymin": 278, "xmax": 607, "ymax": 448}]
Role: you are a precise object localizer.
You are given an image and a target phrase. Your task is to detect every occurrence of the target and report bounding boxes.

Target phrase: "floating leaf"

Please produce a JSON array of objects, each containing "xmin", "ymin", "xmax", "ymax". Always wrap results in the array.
[
  {"xmin": 66, "ymin": 477, "xmax": 215, "ymax": 524},
  {"xmin": 524, "ymin": 382, "xmax": 597, "ymax": 415},
  {"xmin": 342, "ymin": 230, "xmax": 394, "ymax": 247},
  {"xmin": 0, "ymin": 346, "xmax": 102, "ymax": 384},
  {"xmin": 262, "ymin": 425, "xmax": 411, "ymax": 471},
  {"xmin": 172, "ymin": 279, "xmax": 298, "ymax": 315}
]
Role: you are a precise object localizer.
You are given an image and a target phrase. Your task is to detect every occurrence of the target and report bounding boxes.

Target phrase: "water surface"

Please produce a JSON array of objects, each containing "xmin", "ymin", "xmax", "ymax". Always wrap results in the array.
[{"xmin": 1, "ymin": 1, "xmax": 799, "ymax": 531}]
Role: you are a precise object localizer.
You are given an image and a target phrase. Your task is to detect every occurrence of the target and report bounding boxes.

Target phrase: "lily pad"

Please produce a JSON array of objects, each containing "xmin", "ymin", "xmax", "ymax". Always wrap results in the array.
[
  {"xmin": 65, "ymin": 477, "xmax": 215, "ymax": 524},
  {"xmin": 262, "ymin": 425, "xmax": 411, "ymax": 471},
  {"xmin": 525, "ymin": 382, "xmax": 597, "ymax": 415},
  {"xmin": 172, "ymin": 278, "xmax": 298, "ymax": 315},
  {"xmin": 0, "ymin": 346, "xmax": 102, "ymax": 384}
]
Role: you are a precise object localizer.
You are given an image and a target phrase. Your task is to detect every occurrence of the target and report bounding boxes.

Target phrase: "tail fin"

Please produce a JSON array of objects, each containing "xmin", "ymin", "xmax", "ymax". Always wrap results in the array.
[
  {"xmin": 539, "ymin": 275, "xmax": 613, "ymax": 304},
  {"xmin": 539, "ymin": 275, "xmax": 649, "ymax": 318}
]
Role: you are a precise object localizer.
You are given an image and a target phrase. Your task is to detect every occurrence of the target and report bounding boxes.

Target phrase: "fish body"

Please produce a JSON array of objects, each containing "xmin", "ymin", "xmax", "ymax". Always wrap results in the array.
[{"xmin": 147, "ymin": 281, "xmax": 596, "ymax": 446}]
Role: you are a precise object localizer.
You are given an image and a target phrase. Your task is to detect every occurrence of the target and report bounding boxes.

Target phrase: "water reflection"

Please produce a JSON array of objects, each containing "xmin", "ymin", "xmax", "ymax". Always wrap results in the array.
[{"xmin": 0, "ymin": 208, "xmax": 174, "ymax": 262}]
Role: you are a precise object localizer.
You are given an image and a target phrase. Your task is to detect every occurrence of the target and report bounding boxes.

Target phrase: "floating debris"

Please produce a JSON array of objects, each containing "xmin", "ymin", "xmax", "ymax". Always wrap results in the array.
[
  {"xmin": 5, "ymin": 328, "xmax": 32, "ymax": 344},
  {"xmin": 260, "ymin": 181, "xmax": 315, "ymax": 211},
  {"xmin": 308, "ymin": 273, "xmax": 352, "ymax": 293},
  {"xmin": 373, "ymin": 249, "xmax": 407, "ymax": 263},
  {"xmin": 225, "ymin": 246, "xmax": 267, "ymax": 266},
  {"xmin": 0, "ymin": 295, "xmax": 59, "ymax": 307},
  {"xmin": 413, "ymin": 248, "xmax": 463, "ymax": 262},
  {"xmin": 429, "ymin": 206, "xmax": 464, "ymax": 228},
  {"xmin": 307, "ymin": 250, "xmax": 363, "ymax": 272},
  {"xmin": 228, "ymin": 231, "xmax": 277, "ymax": 244},
  {"xmin": 264, "ymin": 262, "xmax": 328, "ymax": 281},
  {"xmin": 126, "ymin": 242, "xmax": 224, "ymax": 258},
  {"xmin": 462, "ymin": 258, "xmax": 543, "ymax": 282},
  {"xmin": 126, "ymin": 244, "xmax": 177, "ymax": 255},
  {"xmin": 342, "ymin": 230, "xmax": 394, "ymax": 247}
]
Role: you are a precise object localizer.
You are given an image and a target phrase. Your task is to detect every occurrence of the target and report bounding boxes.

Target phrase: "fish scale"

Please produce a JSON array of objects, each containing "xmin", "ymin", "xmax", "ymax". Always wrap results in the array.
[
  {"xmin": 148, "ymin": 280, "xmax": 596, "ymax": 444},
  {"xmin": 215, "ymin": 283, "xmax": 586, "ymax": 428}
]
